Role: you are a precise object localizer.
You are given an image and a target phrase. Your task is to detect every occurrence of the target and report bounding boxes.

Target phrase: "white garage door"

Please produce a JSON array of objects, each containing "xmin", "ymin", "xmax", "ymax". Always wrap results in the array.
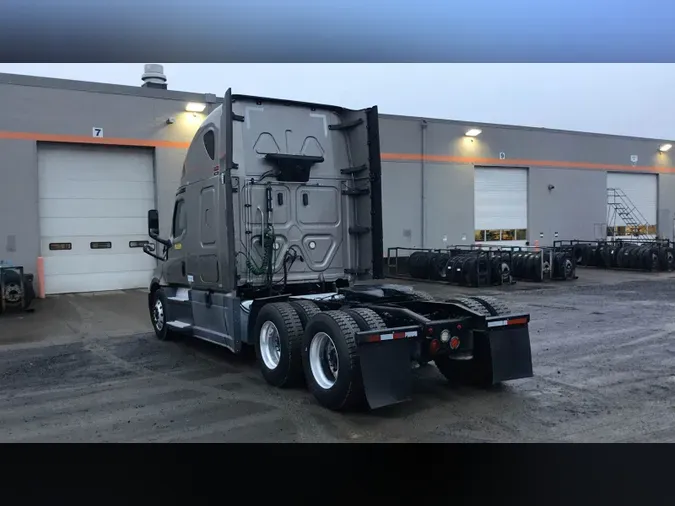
[
  {"xmin": 474, "ymin": 167, "xmax": 528, "ymax": 246},
  {"xmin": 606, "ymin": 172, "xmax": 657, "ymax": 239},
  {"xmin": 38, "ymin": 144, "xmax": 156, "ymax": 294}
]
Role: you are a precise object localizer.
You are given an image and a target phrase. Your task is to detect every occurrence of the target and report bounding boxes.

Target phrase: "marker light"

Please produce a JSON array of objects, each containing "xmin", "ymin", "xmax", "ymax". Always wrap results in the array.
[{"xmin": 440, "ymin": 329, "xmax": 450, "ymax": 343}]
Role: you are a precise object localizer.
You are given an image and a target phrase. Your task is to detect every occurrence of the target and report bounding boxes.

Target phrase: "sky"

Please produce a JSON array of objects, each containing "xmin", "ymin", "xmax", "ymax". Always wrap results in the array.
[{"xmin": 0, "ymin": 63, "xmax": 673, "ymax": 140}]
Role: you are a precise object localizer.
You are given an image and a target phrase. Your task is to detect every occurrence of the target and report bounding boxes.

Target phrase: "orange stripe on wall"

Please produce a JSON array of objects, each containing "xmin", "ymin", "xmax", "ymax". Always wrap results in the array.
[
  {"xmin": 0, "ymin": 130, "xmax": 672, "ymax": 174},
  {"xmin": 381, "ymin": 152, "xmax": 675, "ymax": 174},
  {"xmin": 0, "ymin": 130, "xmax": 190, "ymax": 149}
]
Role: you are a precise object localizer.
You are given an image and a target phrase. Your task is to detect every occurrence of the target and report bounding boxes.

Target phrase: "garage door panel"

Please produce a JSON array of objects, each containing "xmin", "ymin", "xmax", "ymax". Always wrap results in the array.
[
  {"xmin": 44, "ymin": 271, "xmax": 151, "ymax": 295},
  {"xmin": 607, "ymin": 172, "xmax": 657, "ymax": 227},
  {"xmin": 40, "ymin": 235, "xmax": 152, "ymax": 257},
  {"xmin": 38, "ymin": 146, "xmax": 153, "ymax": 181},
  {"xmin": 44, "ymin": 253, "xmax": 156, "ymax": 276},
  {"xmin": 39, "ymin": 198, "xmax": 153, "ymax": 219},
  {"xmin": 38, "ymin": 167, "xmax": 153, "ymax": 184},
  {"xmin": 39, "ymin": 180, "xmax": 155, "ymax": 200},
  {"xmin": 475, "ymin": 167, "xmax": 528, "ymax": 245},
  {"xmin": 38, "ymin": 144, "xmax": 156, "ymax": 294},
  {"xmin": 40, "ymin": 217, "xmax": 148, "ymax": 237}
]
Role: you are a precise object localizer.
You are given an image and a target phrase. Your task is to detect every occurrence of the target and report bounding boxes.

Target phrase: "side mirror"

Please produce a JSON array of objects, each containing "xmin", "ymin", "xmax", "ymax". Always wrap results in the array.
[{"xmin": 148, "ymin": 209, "xmax": 160, "ymax": 236}]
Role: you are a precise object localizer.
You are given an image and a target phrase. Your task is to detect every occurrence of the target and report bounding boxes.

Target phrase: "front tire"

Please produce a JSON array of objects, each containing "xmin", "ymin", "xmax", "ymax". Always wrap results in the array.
[
  {"xmin": 254, "ymin": 302, "xmax": 305, "ymax": 388},
  {"xmin": 302, "ymin": 310, "xmax": 366, "ymax": 411},
  {"xmin": 150, "ymin": 288, "xmax": 176, "ymax": 341}
]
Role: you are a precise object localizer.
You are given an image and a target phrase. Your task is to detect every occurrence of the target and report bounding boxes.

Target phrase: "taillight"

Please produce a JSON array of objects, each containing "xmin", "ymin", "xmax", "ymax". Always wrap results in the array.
[{"xmin": 429, "ymin": 339, "xmax": 441, "ymax": 354}]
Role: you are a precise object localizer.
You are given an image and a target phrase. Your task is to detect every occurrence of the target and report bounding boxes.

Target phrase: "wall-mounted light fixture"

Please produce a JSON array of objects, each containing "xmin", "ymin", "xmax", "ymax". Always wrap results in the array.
[
  {"xmin": 548, "ymin": 184, "xmax": 555, "ymax": 191},
  {"xmin": 465, "ymin": 128, "xmax": 482, "ymax": 137},
  {"xmin": 185, "ymin": 102, "xmax": 206, "ymax": 113},
  {"xmin": 659, "ymin": 143, "xmax": 672, "ymax": 153}
]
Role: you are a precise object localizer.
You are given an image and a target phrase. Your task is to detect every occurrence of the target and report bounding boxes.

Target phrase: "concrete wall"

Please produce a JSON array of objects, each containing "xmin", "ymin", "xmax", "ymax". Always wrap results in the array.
[
  {"xmin": 379, "ymin": 114, "xmax": 675, "ymax": 248},
  {"xmin": 0, "ymin": 74, "xmax": 218, "ymax": 273}
]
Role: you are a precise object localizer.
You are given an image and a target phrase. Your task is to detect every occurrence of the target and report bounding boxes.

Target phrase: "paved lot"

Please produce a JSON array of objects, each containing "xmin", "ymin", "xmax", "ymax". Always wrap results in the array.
[{"xmin": 2, "ymin": 268, "xmax": 675, "ymax": 442}]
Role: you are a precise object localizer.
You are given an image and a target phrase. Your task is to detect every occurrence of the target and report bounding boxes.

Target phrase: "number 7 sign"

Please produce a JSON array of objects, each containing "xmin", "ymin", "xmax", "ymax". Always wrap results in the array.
[{"xmin": 92, "ymin": 127, "xmax": 103, "ymax": 138}]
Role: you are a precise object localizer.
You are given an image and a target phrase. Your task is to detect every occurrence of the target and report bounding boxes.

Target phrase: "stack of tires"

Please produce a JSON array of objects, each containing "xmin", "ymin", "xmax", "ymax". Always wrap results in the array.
[
  {"xmin": 510, "ymin": 251, "xmax": 545, "ymax": 282},
  {"xmin": 612, "ymin": 243, "xmax": 660, "ymax": 271},
  {"xmin": 563, "ymin": 241, "xmax": 674, "ymax": 272},
  {"xmin": 445, "ymin": 253, "xmax": 480, "ymax": 286},
  {"xmin": 408, "ymin": 251, "xmax": 451, "ymax": 280},
  {"xmin": 407, "ymin": 250, "xmax": 492, "ymax": 286},
  {"xmin": 551, "ymin": 250, "xmax": 576, "ymax": 280},
  {"xmin": 489, "ymin": 252, "xmax": 512, "ymax": 285}
]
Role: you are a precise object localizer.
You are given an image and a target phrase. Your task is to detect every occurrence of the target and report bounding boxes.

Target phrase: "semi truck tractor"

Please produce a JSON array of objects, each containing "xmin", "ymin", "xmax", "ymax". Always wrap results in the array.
[{"xmin": 143, "ymin": 89, "xmax": 533, "ymax": 411}]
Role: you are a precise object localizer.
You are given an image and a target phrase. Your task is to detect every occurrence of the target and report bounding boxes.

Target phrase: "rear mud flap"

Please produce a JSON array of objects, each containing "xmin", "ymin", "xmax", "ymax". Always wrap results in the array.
[
  {"xmin": 358, "ymin": 340, "xmax": 413, "ymax": 410},
  {"xmin": 475, "ymin": 326, "xmax": 533, "ymax": 384}
]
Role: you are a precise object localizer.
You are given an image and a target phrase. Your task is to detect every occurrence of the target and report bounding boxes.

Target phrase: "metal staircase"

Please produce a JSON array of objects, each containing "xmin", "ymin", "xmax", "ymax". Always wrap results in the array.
[{"xmin": 606, "ymin": 188, "xmax": 651, "ymax": 241}]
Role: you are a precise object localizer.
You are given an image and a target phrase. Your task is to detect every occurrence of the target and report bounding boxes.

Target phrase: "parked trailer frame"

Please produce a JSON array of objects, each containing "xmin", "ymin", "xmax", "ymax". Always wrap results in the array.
[{"xmin": 142, "ymin": 90, "xmax": 534, "ymax": 411}]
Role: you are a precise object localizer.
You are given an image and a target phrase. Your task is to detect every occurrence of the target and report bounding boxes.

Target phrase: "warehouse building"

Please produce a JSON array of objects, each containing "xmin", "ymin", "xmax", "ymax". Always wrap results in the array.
[{"xmin": 1, "ymin": 67, "xmax": 673, "ymax": 295}]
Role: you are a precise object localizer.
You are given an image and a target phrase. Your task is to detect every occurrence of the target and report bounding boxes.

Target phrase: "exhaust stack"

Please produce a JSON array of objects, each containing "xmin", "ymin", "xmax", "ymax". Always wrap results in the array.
[{"xmin": 141, "ymin": 64, "xmax": 167, "ymax": 90}]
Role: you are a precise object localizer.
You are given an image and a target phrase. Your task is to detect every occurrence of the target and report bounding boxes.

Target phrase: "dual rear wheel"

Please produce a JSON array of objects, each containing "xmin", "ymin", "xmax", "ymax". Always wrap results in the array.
[{"xmin": 253, "ymin": 301, "xmax": 385, "ymax": 410}]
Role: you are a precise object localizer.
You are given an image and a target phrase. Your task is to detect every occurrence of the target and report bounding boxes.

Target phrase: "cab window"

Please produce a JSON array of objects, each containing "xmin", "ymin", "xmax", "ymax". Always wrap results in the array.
[
  {"xmin": 203, "ymin": 130, "xmax": 215, "ymax": 160},
  {"xmin": 173, "ymin": 199, "xmax": 187, "ymax": 237}
]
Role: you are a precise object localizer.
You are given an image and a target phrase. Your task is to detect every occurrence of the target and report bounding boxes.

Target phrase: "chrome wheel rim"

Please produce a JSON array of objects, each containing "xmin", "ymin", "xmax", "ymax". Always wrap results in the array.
[
  {"xmin": 260, "ymin": 321, "xmax": 281, "ymax": 370},
  {"xmin": 309, "ymin": 331, "xmax": 339, "ymax": 390},
  {"xmin": 153, "ymin": 298, "xmax": 164, "ymax": 331}
]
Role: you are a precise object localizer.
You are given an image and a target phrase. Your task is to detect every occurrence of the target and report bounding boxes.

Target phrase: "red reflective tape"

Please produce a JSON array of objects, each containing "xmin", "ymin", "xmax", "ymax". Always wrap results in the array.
[
  {"xmin": 507, "ymin": 317, "xmax": 528, "ymax": 326},
  {"xmin": 362, "ymin": 330, "xmax": 418, "ymax": 343}
]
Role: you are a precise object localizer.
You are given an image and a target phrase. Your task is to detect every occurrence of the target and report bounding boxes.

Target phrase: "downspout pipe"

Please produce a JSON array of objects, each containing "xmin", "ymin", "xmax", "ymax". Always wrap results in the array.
[{"xmin": 420, "ymin": 119, "xmax": 428, "ymax": 248}]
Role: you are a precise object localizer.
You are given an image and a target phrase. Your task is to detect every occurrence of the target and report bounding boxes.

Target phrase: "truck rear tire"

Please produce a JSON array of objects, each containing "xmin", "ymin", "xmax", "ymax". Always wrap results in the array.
[
  {"xmin": 150, "ymin": 288, "xmax": 178, "ymax": 341},
  {"xmin": 411, "ymin": 290, "xmax": 435, "ymax": 302},
  {"xmin": 289, "ymin": 299, "xmax": 321, "ymax": 329},
  {"xmin": 254, "ymin": 302, "xmax": 305, "ymax": 388},
  {"xmin": 468, "ymin": 295, "xmax": 511, "ymax": 316},
  {"xmin": 302, "ymin": 310, "xmax": 366, "ymax": 411},
  {"xmin": 446, "ymin": 297, "xmax": 492, "ymax": 316},
  {"xmin": 344, "ymin": 308, "xmax": 386, "ymax": 331}
]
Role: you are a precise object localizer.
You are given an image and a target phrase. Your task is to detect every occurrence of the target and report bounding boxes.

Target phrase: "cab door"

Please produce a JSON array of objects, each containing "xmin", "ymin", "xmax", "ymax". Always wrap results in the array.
[{"xmin": 164, "ymin": 195, "xmax": 189, "ymax": 286}]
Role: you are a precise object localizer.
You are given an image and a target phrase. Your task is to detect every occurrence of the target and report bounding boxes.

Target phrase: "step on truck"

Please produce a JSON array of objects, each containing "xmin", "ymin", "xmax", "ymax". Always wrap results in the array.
[{"xmin": 143, "ymin": 89, "xmax": 534, "ymax": 411}]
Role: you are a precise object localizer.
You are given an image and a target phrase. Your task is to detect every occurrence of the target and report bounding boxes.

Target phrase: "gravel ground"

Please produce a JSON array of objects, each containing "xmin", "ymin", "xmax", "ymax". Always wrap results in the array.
[{"xmin": 1, "ymin": 268, "xmax": 675, "ymax": 442}]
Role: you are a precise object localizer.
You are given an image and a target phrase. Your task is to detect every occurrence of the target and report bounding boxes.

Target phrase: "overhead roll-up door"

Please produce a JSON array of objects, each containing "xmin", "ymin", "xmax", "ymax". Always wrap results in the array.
[
  {"xmin": 474, "ymin": 167, "xmax": 528, "ymax": 246},
  {"xmin": 38, "ymin": 143, "xmax": 156, "ymax": 294},
  {"xmin": 606, "ymin": 172, "xmax": 657, "ymax": 239}
]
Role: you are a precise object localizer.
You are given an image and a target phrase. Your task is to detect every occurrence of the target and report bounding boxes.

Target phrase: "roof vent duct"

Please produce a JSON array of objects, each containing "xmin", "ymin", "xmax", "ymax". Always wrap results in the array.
[{"xmin": 141, "ymin": 64, "xmax": 167, "ymax": 89}]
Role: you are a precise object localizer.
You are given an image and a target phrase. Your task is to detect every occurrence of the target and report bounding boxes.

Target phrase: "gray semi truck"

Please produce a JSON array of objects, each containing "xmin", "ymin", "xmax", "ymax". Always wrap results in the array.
[{"xmin": 142, "ymin": 89, "xmax": 534, "ymax": 411}]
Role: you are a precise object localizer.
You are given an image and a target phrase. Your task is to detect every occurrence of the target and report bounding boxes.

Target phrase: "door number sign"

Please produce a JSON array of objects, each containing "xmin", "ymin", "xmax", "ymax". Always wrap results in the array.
[{"xmin": 92, "ymin": 127, "xmax": 104, "ymax": 138}]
